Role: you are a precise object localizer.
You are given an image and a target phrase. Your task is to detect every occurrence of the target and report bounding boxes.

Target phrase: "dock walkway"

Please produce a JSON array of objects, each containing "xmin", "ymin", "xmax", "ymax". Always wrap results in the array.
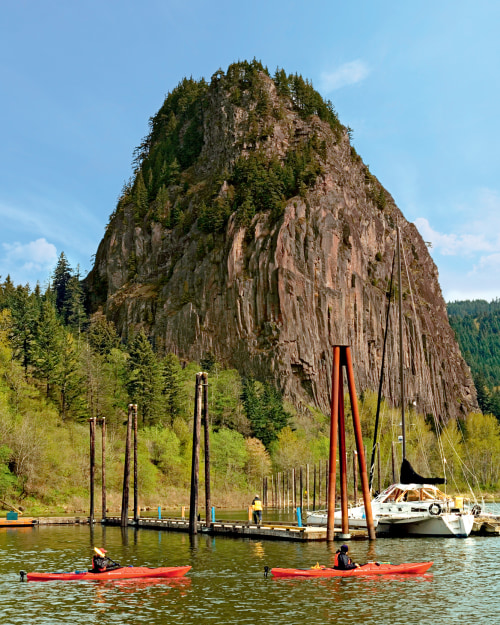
[{"xmin": 102, "ymin": 516, "xmax": 370, "ymax": 541}]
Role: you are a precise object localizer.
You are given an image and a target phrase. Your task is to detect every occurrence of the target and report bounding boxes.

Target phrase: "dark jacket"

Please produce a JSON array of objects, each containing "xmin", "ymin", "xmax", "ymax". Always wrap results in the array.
[
  {"xmin": 336, "ymin": 551, "xmax": 357, "ymax": 570},
  {"xmin": 92, "ymin": 556, "xmax": 114, "ymax": 572}
]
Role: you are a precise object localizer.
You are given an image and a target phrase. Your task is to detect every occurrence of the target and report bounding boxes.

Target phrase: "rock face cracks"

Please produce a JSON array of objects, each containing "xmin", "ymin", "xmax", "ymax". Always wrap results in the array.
[{"xmin": 86, "ymin": 67, "xmax": 476, "ymax": 421}]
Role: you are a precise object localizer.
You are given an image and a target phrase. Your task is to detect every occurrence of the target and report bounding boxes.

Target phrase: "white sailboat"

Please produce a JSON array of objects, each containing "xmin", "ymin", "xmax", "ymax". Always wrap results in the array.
[
  {"xmin": 307, "ymin": 480, "xmax": 473, "ymax": 537},
  {"xmin": 307, "ymin": 226, "xmax": 476, "ymax": 537}
]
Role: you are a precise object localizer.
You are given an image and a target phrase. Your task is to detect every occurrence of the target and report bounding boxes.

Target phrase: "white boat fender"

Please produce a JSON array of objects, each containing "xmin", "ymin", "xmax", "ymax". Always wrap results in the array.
[{"xmin": 429, "ymin": 503, "xmax": 441, "ymax": 516}]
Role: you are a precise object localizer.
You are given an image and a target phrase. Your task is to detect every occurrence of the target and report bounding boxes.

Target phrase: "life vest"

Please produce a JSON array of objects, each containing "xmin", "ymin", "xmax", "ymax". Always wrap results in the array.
[
  {"xmin": 334, "ymin": 553, "xmax": 339, "ymax": 567},
  {"xmin": 253, "ymin": 498, "xmax": 262, "ymax": 511}
]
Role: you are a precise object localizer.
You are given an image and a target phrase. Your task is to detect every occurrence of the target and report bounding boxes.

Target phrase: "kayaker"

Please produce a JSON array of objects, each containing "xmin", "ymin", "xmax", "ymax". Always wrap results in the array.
[
  {"xmin": 252, "ymin": 495, "xmax": 263, "ymax": 525},
  {"xmin": 335, "ymin": 544, "xmax": 360, "ymax": 570},
  {"xmin": 91, "ymin": 547, "xmax": 120, "ymax": 573}
]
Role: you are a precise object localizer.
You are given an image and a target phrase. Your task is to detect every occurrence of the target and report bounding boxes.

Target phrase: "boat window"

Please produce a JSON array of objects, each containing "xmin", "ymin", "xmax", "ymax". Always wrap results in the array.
[{"xmin": 406, "ymin": 490, "xmax": 421, "ymax": 501}]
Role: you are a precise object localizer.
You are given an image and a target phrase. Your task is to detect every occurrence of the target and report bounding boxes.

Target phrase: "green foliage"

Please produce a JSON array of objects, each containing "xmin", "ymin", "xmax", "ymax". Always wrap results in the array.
[
  {"xmin": 52, "ymin": 252, "xmax": 72, "ymax": 317},
  {"xmin": 210, "ymin": 428, "xmax": 248, "ymax": 490},
  {"xmin": 0, "ymin": 445, "xmax": 17, "ymax": 496},
  {"xmin": 87, "ymin": 313, "xmax": 121, "ymax": 355},
  {"xmin": 127, "ymin": 330, "xmax": 163, "ymax": 426},
  {"xmin": 462, "ymin": 412, "xmax": 500, "ymax": 487},
  {"xmin": 161, "ymin": 353, "xmax": 185, "ymax": 425},
  {"xmin": 32, "ymin": 299, "xmax": 64, "ymax": 396},
  {"xmin": 241, "ymin": 378, "xmax": 290, "ymax": 448},
  {"xmin": 447, "ymin": 299, "xmax": 500, "ymax": 418}
]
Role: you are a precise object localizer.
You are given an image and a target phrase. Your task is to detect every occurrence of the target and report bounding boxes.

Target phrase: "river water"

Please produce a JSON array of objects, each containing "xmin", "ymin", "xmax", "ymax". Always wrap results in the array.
[{"xmin": 1, "ymin": 520, "xmax": 499, "ymax": 625}]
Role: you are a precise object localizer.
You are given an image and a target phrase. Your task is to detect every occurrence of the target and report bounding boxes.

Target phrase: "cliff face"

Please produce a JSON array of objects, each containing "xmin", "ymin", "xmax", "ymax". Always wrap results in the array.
[{"xmin": 86, "ymin": 62, "xmax": 477, "ymax": 420}]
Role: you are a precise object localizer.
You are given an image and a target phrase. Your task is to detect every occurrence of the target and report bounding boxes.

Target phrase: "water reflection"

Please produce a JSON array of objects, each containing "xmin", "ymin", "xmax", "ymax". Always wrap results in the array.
[{"xmin": 1, "ymin": 525, "xmax": 499, "ymax": 625}]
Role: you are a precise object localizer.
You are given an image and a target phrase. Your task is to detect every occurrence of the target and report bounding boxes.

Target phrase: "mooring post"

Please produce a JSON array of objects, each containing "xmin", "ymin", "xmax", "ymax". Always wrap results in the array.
[
  {"xmin": 338, "ymin": 372, "xmax": 350, "ymax": 537},
  {"xmin": 306, "ymin": 464, "xmax": 310, "ymax": 510},
  {"xmin": 313, "ymin": 464, "xmax": 316, "ymax": 511},
  {"xmin": 100, "ymin": 417, "xmax": 106, "ymax": 521},
  {"xmin": 353, "ymin": 450, "xmax": 358, "ymax": 505},
  {"xmin": 317, "ymin": 462, "xmax": 321, "ymax": 508},
  {"xmin": 300, "ymin": 467, "xmax": 303, "ymax": 511},
  {"xmin": 377, "ymin": 441, "xmax": 381, "ymax": 494},
  {"xmin": 202, "ymin": 372, "xmax": 211, "ymax": 529},
  {"xmin": 327, "ymin": 345, "xmax": 340, "ymax": 541},
  {"xmin": 344, "ymin": 347, "xmax": 376, "ymax": 540},
  {"xmin": 189, "ymin": 373, "xmax": 202, "ymax": 534},
  {"xmin": 89, "ymin": 417, "xmax": 96, "ymax": 524},
  {"xmin": 296, "ymin": 506, "xmax": 302, "ymax": 527},
  {"xmin": 133, "ymin": 404, "xmax": 139, "ymax": 524},
  {"xmin": 325, "ymin": 459, "xmax": 329, "ymax": 509},
  {"xmin": 121, "ymin": 404, "xmax": 133, "ymax": 527}
]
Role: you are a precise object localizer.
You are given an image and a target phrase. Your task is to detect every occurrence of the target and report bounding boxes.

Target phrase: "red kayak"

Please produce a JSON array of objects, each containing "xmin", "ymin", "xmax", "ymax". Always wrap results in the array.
[
  {"xmin": 23, "ymin": 565, "xmax": 191, "ymax": 582},
  {"xmin": 270, "ymin": 561, "xmax": 433, "ymax": 578}
]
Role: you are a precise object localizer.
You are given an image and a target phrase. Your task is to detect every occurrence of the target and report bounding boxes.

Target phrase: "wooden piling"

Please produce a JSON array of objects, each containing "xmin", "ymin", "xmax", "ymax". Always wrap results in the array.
[
  {"xmin": 189, "ymin": 373, "xmax": 202, "ymax": 534},
  {"xmin": 339, "ymin": 373, "xmax": 349, "ymax": 536},
  {"xmin": 306, "ymin": 464, "xmax": 310, "ymax": 510},
  {"xmin": 344, "ymin": 347, "xmax": 376, "ymax": 540},
  {"xmin": 353, "ymin": 450, "xmax": 358, "ymax": 505},
  {"xmin": 133, "ymin": 404, "xmax": 139, "ymax": 523},
  {"xmin": 317, "ymin": 462, "xmax": 321, "ymax": 509},
  {"xmin": 121, "ymin": 405, "xmax": 133, "ymax": 527},
  {"xmin": 101, "ymin": 418, "xmax": 106, "ymax": 521},
  {"xmin": 300, "ymin": 467, "xmax": 303, "ymax": 511},
  {"xmin": 377, "ymin": 441, "xmax": 381, "ymax": 494},
  {"xmin": 89, "ymin": 417, "xmax": 96, "ymax": 523},
  {"xmin": 202, "ymin": 372, "xmax": 211, "ymax": 528},
  {"xmin": 313, "ymin": 464, "xmax": 316, "ymax": 511},
  {"xmin": 327, "ymin": 345, "xmax": 340, "ymax": 541}
]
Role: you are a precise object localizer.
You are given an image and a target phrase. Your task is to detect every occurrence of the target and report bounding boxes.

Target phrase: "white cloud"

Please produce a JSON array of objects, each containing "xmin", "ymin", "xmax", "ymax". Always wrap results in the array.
[
  {"xmin": 2, "ymin": 238, "xmax": 58, "ymax": 283},
  {"xmin": 414, "ymin": 217, "xmax": 495, "ymax": 256},
  {"xmin": 319, "ymin": 60, "xmax": 370, "ymax": 92}
]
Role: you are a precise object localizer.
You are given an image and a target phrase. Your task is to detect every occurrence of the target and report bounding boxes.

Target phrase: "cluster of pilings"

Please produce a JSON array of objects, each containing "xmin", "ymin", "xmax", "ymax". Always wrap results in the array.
[
  {"xmin": 88, "ymin": 345, "xmax": 377, "ymax": 541},
  {"xmin": 262, "ymin": 441, "xmax": 396, "ymax": 512},
  {"xmin": 88, "ymin": 404, "xmax": 139, "ymax": 527}
]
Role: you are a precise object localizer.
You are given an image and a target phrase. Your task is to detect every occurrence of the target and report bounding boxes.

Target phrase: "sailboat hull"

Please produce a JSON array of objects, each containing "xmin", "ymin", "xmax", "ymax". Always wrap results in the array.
[{"xmin": 377, "ymin": 512, "xmax": 474, "ymax": 538}]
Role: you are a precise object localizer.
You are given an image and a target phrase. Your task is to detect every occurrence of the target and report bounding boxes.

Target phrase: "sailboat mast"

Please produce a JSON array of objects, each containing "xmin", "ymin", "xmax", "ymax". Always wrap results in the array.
[{"xmin": 397, "ymin": 225, "xmax": 406, "ymax": 459}]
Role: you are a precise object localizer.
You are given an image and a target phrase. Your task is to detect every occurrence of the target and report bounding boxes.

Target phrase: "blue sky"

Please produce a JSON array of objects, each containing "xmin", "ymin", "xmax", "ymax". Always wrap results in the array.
[{"xmin": 1, "ymin": 0, "xmax": 499, "ymax": 301}]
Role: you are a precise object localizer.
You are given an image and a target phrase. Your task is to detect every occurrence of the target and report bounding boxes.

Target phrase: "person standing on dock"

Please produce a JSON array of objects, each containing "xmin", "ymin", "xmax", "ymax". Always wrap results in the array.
[{"xmin": 252, "ymin": 495, "xmax": 263, "ymax": 525}]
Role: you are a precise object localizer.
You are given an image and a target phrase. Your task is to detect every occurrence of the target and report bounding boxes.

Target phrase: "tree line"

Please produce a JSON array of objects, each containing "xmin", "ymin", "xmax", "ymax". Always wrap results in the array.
[
  {"xmin": 448, "ymin": 299, "xmax": 500, "ymax": 418},
  {"xmin": 1, "ymin": 264, "xmax": 500, "ymax": 513}
]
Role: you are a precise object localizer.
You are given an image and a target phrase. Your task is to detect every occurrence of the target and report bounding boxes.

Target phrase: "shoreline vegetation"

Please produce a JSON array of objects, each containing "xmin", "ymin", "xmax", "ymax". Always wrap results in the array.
[{"xmin": 1, "ymin": 263, "xmax": 500, "ymax": 516}]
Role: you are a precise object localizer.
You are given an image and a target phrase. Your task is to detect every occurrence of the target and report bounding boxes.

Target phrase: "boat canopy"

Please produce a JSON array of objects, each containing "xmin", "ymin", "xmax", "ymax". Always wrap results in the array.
[
  {"xmin": 400, "ymin": 458, "xmax": 445, "ymax": 485},
  {"xmin": 374, "ymin": 483, "xmax": 451, "ymax": 503}
]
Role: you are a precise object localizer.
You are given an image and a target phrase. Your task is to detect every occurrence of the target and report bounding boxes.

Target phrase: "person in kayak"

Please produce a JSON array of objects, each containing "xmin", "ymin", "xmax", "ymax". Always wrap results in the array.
[
  {"xmin": 335, "ymin": 545, "xmax": 360, "ymax": 570},
  {"xmin": 91, "ymin": 547, "xmax": 120, "ymax": 573},
  {"xmin": 252, "ymin": 495, "xmax": 263, "ymax": 525}
]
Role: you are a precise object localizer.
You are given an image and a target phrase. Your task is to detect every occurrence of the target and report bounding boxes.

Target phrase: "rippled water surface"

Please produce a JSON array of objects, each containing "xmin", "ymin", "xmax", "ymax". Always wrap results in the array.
[{"xmin": 1, "ymin": 520, "xmax": 499, "ymax": 624}]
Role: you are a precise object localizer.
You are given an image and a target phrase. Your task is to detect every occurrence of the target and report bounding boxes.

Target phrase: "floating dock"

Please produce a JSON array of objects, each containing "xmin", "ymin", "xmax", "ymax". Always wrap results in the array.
[
  {"xmin": 0, "ymin": 518, "xmax": 35, "ymax": 527},
  {"xmin": 102, "ymin": 516, "xmax": 370, "ymax": 541}
]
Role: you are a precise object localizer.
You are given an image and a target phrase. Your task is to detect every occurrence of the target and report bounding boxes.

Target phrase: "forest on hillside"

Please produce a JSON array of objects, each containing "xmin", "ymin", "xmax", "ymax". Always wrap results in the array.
[
  {"xmin": 0, "ymin": 259, "xmax": 499, "ymax": 514},
  {"xmin": 448, "ymin": 299, "xmax": 500, "ymax": 418}
]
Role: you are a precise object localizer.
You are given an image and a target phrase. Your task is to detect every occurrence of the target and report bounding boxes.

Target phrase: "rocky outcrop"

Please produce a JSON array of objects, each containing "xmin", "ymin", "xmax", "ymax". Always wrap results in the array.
[{"xmin": 86, "ymin": 64, "xmax": 476, "ymax": 421}]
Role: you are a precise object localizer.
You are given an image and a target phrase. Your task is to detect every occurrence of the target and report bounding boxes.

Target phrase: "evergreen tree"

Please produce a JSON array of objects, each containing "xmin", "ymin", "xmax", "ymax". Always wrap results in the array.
[
  {"xmin": 9, "ymin": 285, "xmax": 40, "ymax": 373},
  {"xmin": 127, "ymin": 330, "xmax": 163, "ymax": 426},
  {"xmin": 161, "ymin": 353, "xmax": 184, "ymax": 424},
  {"xmin": 241, "ymin": 378, "xmax": 290, "ymax": 448},
  {"xmin": 56, "ymin": 330, "xmax": 85, "ymax": 420},
  {"xmin": 32, "ymin": 299, "xmax": 63, "ymax": 396},
  {"xmin": 65, "ymin": 266, "xmax": 87, "ymax": 333},
  {"xmin": 133, "ymin": 169, "xmax": 149, "ymax": 219},
  {"xmin": 52, "ymin": 252, "xmax": 72, "ymax": 318},
  {"xmin": 87, "ymin": 313, "xmax": 120, "ymax": 355}
]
